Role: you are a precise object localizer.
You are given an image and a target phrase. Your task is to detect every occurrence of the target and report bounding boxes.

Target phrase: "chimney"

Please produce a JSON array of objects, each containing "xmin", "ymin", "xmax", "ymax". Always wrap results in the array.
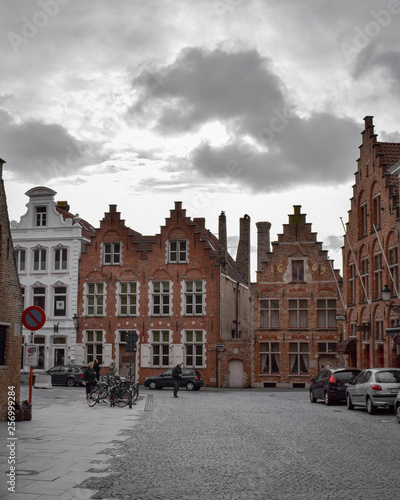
[
  {"xmin": 57, "ymin": 201, "xmax": 70, "ymax": 212},
  {"xmin": 236, "ymin": 214, "xmax": 251, "ymax": 284},
  {"xmin": 0, "ymin": 158, "xmax": 5, "ymax": 178},
  {"xmin": 218, "ymin": 211, "xmax": 227, "ymax": 266},
  {"xmin": 256, "ymin": 221, "xmax": 271, "ymax": 273}
]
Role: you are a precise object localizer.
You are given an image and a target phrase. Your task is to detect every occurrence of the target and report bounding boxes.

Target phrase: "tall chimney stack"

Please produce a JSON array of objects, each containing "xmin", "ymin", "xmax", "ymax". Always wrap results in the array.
[
  {"xmin": 256, "ymin": 221, "xmax": 271, "ymax": 273},
  {"xmin": 218, "ymin": 211, "xmax": 227, "ymax": 266},
  {"xmin": 236, "ymin": 214, "xmax": 251, "ymax": 284}
]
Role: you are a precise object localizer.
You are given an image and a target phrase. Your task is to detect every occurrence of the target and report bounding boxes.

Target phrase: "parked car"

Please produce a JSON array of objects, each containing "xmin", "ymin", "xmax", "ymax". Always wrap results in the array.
[
  {"xmin": 144, "ymin": 368, "xmax": 204, "ymax": 391},
  {"xmin": 309, "ymin": 367, "xmax": 361, "ymax": 405},
  {"xmin": 395, "ymin": 392, "xmax": 400, "ymax": 424},
  {"xmin": 346, "ymin": 368, "xmax": 400, "ymax": 414},
  {"xmin": 34, "ymin": 365, "xmax": 85, "ymax": 387}
]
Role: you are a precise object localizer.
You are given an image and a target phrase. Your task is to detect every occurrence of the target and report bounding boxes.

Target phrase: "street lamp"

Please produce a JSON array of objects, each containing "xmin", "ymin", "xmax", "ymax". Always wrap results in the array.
[
  {"xmin": 72, "ymin": 314, "xmax": 79, "ymax": 332},
  {"xmin": 382, "ymin": 285, "xmax": 400, "ymax": 313}
]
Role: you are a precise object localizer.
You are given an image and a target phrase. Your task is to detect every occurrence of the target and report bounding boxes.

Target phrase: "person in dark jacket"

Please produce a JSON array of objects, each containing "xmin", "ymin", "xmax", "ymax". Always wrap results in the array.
[
  {"xmin": 172, "ymin": 362, "xmax": 182, "ymax": 398},
  {"xmin": 93, "ymin": 359, "xmax": 101, "ymax": 380},
  {"xmin": 83, "ymin": 362, "xmax": 97, "ymax": 399}
]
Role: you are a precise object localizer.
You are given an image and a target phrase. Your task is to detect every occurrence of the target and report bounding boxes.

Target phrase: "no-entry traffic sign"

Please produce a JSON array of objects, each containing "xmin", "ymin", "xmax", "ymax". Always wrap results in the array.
[
  {"xmin": 22, "ymin": 306, "xmax": 46, "ymax": 331},
  {"xmin": 394, "ymin": 334, "xmax": 400, "ymax": 346}
]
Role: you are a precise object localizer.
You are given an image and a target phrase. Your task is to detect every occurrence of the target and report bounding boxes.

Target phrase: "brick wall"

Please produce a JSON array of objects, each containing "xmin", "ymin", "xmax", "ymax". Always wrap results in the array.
[{"xmin": 0, "ymin": 159, "xmax": 23, "ymax": 421}]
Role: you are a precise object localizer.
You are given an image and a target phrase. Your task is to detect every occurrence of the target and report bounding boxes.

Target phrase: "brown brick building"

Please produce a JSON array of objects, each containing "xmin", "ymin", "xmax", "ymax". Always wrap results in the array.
[
  {"xmin": 75, "ymin": 202, "xmax": 251, "ymax": 387},
  {"xmin": 342, "ymin": 116, "xmax": 400, "ymax": 369},
  {"xmin": 0, "ymin": 158, "xmax": 23, "ymax": 420},
  {"xmin": 252, "ymin": 206, "xmax": 344, "ymax": 388}
]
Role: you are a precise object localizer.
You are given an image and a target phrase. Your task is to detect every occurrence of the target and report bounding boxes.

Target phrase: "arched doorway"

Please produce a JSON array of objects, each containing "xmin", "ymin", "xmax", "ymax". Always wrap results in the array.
[{"xmin": 228, "ymin": 360, "xmax": 243, "ymax": 387}]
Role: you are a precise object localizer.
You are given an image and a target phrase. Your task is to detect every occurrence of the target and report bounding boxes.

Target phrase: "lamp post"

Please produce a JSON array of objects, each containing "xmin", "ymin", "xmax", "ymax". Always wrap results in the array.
[
  {"xmin": 73, "ymin": 314, "xmax": 79, "ymax": 332},
  {"xmin": 382, "ymin": 285, "xmax": 400, "ymax": 313}
]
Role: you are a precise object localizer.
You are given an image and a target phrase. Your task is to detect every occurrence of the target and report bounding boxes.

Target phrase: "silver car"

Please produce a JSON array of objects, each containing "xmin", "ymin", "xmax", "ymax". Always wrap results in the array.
[{"xmin": 346, "ymin": 368, "xmax": 400, "ymax": 415}]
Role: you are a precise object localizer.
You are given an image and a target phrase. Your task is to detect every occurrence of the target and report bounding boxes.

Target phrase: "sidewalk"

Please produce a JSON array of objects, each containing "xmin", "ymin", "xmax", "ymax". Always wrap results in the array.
[{"xmin": 0, "ymin": 385, "xmax": 146, "ymax": 500}]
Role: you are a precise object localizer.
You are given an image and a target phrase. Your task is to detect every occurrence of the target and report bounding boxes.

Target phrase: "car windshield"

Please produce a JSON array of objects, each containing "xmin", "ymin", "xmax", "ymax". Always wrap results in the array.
[
  {"xmin": 375, "ymin": 371, "xmax": 400, "ymax": 383},
  {"xmin": 334, "ymin": 371, "xmax": 360, "ymax": 381}
]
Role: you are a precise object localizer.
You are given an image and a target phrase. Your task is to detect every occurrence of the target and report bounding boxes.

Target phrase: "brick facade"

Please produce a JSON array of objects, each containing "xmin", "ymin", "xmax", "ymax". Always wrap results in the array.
[
  {"xmin": 252, "ymin": 206, "xmax": 344, "ymax": 388},
  {"xmin": 342, "ymin": 116, "xmax": 400, "ymax": 369},
  {"xmin": 75, "ymin": 202, "xmax": 251, "ymax": 387},
  {"xmin": 0, "ymin": 158, "xmax": 22, "ymax": 421}
]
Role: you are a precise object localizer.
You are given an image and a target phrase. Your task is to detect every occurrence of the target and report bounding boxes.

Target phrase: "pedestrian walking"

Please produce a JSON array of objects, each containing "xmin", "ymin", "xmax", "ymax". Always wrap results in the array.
[
  {"xmin": 109, "ymin": 359, "xmax": 117, "ymax": 376},
  {"xmin": 172, "ymin": 362, "xmax": 182, "ymax": 398},
  {"xmin": 83, "ymin": 362, "xmax": 97, "ymax": 399},
  {"xmin": 93, "ymin": 358, "xmax": 101, "ymax": 380}
]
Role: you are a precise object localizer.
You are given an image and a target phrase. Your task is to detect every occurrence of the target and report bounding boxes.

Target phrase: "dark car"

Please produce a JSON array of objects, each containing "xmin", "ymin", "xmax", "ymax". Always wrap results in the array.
[
  {"xmin": 309, "ymin": 367, "xmax": 361, "ymax": 405},
  {"xmin": 34, "ymin": 365, "xmax": 85, "ymax": 387},
  {"xmin": 144, "ymin": 368, "xmax": 204, "ymax": 391},
  {"xmin": 395, "ymin": 391, "xmax": 400, "ymax": 424}
]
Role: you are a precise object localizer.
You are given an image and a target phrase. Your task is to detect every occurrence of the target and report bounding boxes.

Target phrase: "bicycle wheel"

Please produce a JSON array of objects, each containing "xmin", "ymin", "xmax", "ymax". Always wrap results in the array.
[
  {"xmin": 87, "ymin": 390, "xmax": 99, "ymax": 407},
  {"xmin": 130, "ymin": 385, "xmax": 138, "ymax": 403},
  {"xmin": 113, "ymin": 388, "xmax": 129, "ymax": 407}
]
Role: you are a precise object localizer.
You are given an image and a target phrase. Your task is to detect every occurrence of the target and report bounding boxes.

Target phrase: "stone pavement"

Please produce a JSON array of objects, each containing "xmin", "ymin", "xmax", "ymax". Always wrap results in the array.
[{"xmin": 0, "ymin": 384, "xmax": 146, "ymax": 500}]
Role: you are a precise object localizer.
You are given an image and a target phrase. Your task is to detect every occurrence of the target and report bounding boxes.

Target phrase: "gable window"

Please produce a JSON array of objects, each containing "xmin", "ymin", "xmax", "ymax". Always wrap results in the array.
[
  {"xmin": 317, "ymin": 299, "xmax": 336, "ymax": 328},
  {"xmin": 168, "ymin": 240, "xmax": 187, "ymax": 263},
  {"xmin": 184, "ymin": 281, "xmax": 203, "ymax": 315},
  {"xmin": 33, "ymin": 287, "xmax": 46, "ymax": 310},
  {"xmin": 53, "ymin": 287, "xmax": 67, "ymax": 317},
  {"xmin": 289, "ymin": 299, "xmax": 308, "ymax": 328},
  {"xmin": 119, "ymin": 282, "xmax": 138, "ymax": 316},
  {"xmin": 151, "ymin": 330, "xmax": 170, "ymax": 366},
  {"xmin": 260, "ymin": 299, "xmax": 279, "ymax": 328},
  {"xmin": 292, "ymin": 260, "xmax": 304, "ymax": 281},
  {"xmin": 15, "ymin": 249, "xmax": 26, "ymax": 272},
  {"xmin": 86, "ymin": 330, "xmax": 103, "ymax": 364},
  {"xmin": 260, "ymin": 342, "xmax": 280, "ymax": 374},
  {"xmin": 35, "ymin": 206, "xmax": 47, "ymax": 226},
  {"xmin": 86, "ymin": 283, "xmax": 105, "ymax": 316},
  {"xmin": 103, "ymin": 243, "xmax": 121, "ymax": 265},
  {"xmin": 185, "ymin": 330, "xmax": 204, "ymax": 367},
  {"xmin": 33, "ymin": 248, "xmax": 46, "ymax": 271},
  {"xmin": 289, "ymin": 342, "xmax": 309, "ymax": 374},
  {"xmin": 151, "ymin": 281, "xmax": 171, "ymax": 316},
  {"xmin": 54, "ymin": 248, "xmax": 68, "ymax": 271}
]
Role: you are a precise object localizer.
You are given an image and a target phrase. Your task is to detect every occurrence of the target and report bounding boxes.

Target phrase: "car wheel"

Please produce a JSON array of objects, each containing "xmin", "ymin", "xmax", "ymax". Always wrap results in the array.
[
  {"xmin": 324, "ymin": 392, "xmax": 331, "ymax": 406},
  {"xmin": 148, "ymin": 381, "xmax": 157, "ymax": 390},
  {"xmin": 66, "ymin": 377, "xmax": 76, "ymax": 387},
  {"xmin": 309, "ymin": 390, "xmax": 317, "ymax": 403},
  {"xmin": 366, "ymin": 397, "xmax": 376, "ymax": 415},
  {"xmin": 346, "ymin": 394, "xmax": 354, "ymax": 410},
  {"xmin": 186, "ymin": 381, "xmax": 195, "ymax": 391},
  {"xmin": 396, "ymin": 404, "xmax": 400, "ymax": 424}
]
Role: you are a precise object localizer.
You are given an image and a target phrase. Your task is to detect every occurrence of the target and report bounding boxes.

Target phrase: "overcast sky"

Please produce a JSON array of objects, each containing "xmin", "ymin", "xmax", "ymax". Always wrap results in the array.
[{"xmin": 2, "ymin": 0, "xmax": 400, "ymax": 279}]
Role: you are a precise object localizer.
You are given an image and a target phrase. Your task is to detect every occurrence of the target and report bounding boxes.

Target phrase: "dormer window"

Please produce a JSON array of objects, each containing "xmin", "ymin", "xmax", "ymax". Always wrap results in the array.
[
  {"xmin": 168, "ymin": 240, "xmax": 187, "ymax": 263},
  {"xmin": 35, "ymin": 206, "xmax": 47, "ymax": 226}
]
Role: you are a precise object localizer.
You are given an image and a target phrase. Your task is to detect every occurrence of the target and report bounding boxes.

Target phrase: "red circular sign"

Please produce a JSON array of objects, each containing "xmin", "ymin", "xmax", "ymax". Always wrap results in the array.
[
  {"xmin": 394, "ymin": 335, "xmax": 400, "ymax": 346},
  {"xmin": 22, "ymin": 306, "xmax": 46, "ymax": 331}
]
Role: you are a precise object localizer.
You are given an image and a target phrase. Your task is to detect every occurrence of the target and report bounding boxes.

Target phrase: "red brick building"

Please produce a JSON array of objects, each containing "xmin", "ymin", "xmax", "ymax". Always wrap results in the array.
[
  {"xmin": 342, "ymin": 116, "xmax": 400, "ymax": 369},
  {"xmin": 0, "ymin": 158, "xmax": 23, "ymax": 420},
  {"xmin": 252, "ymin": 206, "xmax": 344, "ymax": 388},
  {"xmin": 75, "ymin": 202, "xmax": 251, "ymax": 387}
]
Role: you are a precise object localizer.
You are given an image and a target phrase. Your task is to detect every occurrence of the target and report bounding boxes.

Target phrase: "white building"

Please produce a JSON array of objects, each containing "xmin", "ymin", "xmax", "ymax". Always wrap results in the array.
[{"xmin": 11, "ymin": 186, "xmax": 95, "ymax": 372}]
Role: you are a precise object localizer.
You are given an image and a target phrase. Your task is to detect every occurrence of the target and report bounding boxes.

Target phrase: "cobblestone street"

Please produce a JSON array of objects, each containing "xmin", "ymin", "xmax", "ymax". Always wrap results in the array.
[{"xmin": 81, "ymin": 387, "xmax": 399, "ymax": 500}]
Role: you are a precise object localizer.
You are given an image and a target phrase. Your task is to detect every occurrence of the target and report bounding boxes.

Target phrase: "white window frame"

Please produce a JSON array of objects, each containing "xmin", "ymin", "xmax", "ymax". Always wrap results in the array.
[
  {"xmin": 86, "ymin": 283, "xmax": 105, "ymax": 316},
  {"xmin": 260, "ymin": 299, "xmax": 279, "ymax": 328},
  {"xmin": 33, "ymin": 286, "xmax": 46, "ymax": 311},
  {"xmin": 85, "ymin": 330, "xmax": 103, "ymax": 364},
  {"xmin": 184, "ymin": 281, "xmax": 204, "ymax": 316},
  {"xmin": 289, "ymin": 342, "xmax": 309, "ymax": 374},
  {"xmin": 15, "ymin": 248, "xmax": 26, "ymax": 272},
  {"xmin": 151, "ymin": 281, "xmax": 171, "ymax": 316},
  {"xmin": 151, "ymin": 330, "xmax": 171, "ymax": 367},
  {"xmin": 316, "ymin": 299, "xmax": 336, "ymax": 328},
  {"xmin": 53, "ymin": 286, "xmax": 67, "ymax": 317},
  {"xmin": 35, "ymin": 206, "xmax": 47, "ymax": 226},
  {"xmin": 118, "ymin": 282, "xmax": 138, "ymax": 316},
  {"xmin": 184, "ymin": 330, "xmax": 204, "ymax": 367},
  {"xmin": 168, "ymin": 240, "xmax": 188, "ymax": 263},
  {"xmin": 54, "ymin": 247, "xmax": 68, "ymax": 271},
  {"xmin": 103, "ymin": 242, "xmax": 121, "ymax": 265},
  {"xmin": 33, "ymin": 247, "xmax": 47, "ymax": 272},
  {"xmin": 260, "ymin": 342, "xmax": 280, "ymax": 374},
  {"xmin": 288, "ymin": 299, "xmax": 308, "ymax": 328}
]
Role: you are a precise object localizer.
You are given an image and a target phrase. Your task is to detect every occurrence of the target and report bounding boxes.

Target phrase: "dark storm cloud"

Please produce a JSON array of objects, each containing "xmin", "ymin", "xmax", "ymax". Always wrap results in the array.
[
  {"xmin": 0, "ymin": 109, "xmax": 103, "ymax": 181},
  {"xmin": 131, "ymin": 47, "xmax": 361, "ymax": 192},
  {"xmin": 129, "ymin": 47, "xmax": 286, "ymax": 134}
]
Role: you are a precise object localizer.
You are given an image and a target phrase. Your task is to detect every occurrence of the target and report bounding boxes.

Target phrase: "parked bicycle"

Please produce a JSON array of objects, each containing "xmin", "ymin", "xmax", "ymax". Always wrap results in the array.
[{"xmin": 87, "ymin": 373, "xmax": 138, "ymax": 408}]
